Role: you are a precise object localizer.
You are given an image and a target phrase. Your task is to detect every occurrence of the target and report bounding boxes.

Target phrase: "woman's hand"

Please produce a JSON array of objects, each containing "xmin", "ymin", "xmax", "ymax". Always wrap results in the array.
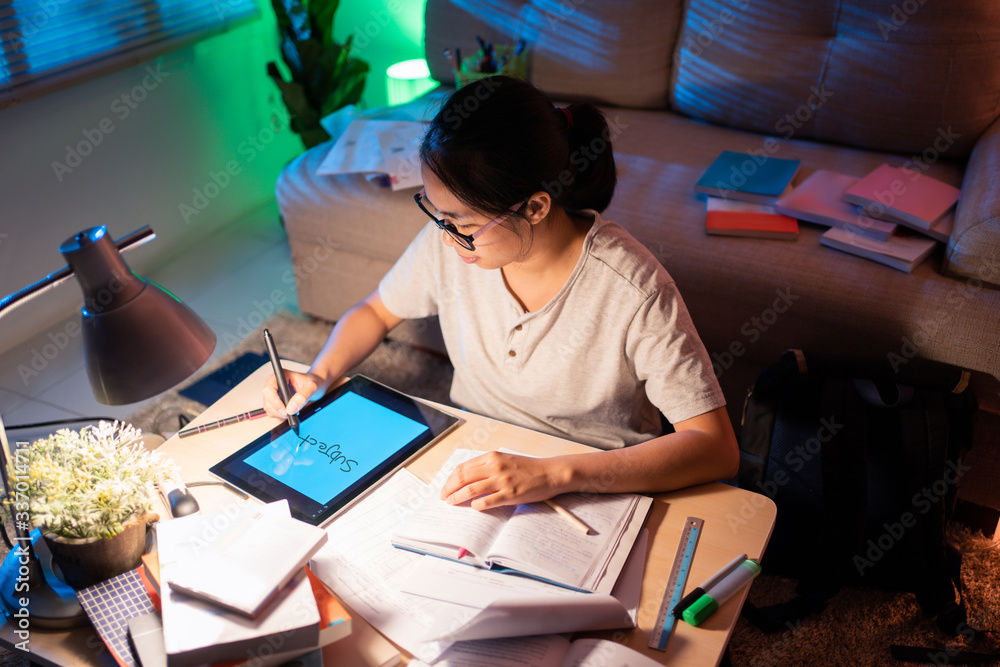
[
  {"xmin": 262, "ymin": 370, "xmax": 328, "ymax": 419},
  {"xmin": 440, "ymin": 451, "xmax": 571, "ymax": 510}
]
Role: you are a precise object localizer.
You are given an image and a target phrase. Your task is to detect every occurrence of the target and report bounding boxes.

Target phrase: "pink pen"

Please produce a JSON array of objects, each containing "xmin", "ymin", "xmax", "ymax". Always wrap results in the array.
[{"xmin": 457, "ymin": 548, "xmax": 469, "ymax": 559}]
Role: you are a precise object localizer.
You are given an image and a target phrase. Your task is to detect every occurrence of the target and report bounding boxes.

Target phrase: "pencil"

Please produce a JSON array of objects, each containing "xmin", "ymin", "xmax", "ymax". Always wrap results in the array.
[
  {"xmin": 544, "ymin": 498, "xmax": 591, "ymax": 534},
  {"xmin": 177, "ymin": 408, "xmax": 267, "ymax": 438}
]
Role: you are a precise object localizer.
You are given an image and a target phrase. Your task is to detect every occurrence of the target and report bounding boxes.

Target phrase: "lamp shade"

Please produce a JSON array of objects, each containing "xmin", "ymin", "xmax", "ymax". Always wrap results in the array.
[
  {"xmin": 386, "ymin": 58, "xmax": 436, "ymax": 106},
  {"xmin": 59, "ymin": 226, "xmax": 216, "ymax": 405}
]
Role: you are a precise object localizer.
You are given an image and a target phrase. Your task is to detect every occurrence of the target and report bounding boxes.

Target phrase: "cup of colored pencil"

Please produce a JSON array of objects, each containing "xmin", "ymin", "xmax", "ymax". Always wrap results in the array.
[{"xmin": 445, "ymin": 37, "xmax": 527, "ymax": 88}]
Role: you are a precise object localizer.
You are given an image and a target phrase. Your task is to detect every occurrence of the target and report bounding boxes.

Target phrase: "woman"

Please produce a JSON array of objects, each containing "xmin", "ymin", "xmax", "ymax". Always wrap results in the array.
[{"xmin": 264, "ymin": 76, "xmax": 739, "ymax": 510}]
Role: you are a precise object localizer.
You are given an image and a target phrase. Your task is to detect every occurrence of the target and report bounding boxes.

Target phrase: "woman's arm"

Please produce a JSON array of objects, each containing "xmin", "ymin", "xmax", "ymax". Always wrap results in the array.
[
  {"xmin": 262, "ymin": 289, "xmax": 403, "ymax": 418},
  {"xmin": 440, "ymin": 406, "xmax": 740, "ymax": 510}
]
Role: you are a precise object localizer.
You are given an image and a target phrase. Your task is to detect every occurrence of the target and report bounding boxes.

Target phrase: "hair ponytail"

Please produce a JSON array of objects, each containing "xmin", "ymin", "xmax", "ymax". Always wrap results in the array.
[
  {"xmin": 421, "ymin": 76, "xmax": 618, "ymax": 220},
  {"xmin": 560, "ymin": 102, "xmax": 617, "ymax": 213}
]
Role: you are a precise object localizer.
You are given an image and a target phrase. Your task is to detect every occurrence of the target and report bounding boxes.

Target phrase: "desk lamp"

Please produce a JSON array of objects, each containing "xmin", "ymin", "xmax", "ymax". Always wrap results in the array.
[{"xmin": 0, "ymin": 225, "xmax": 216, "ymax": 627}]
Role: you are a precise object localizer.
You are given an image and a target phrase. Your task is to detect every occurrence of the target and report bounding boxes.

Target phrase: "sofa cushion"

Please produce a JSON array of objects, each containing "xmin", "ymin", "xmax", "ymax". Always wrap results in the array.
[
  {"xmin": 670, "ymin": 0, "xmax": 1000, "ymax": 158},
  {"xmin": 945, "ymin": 116, "xmax": 1000, "ymax": 287},
  {"xmin": 597, "ymin": 107, "xmax": 1000, "ymax": 396},
  {"xmin": 423, "ymin": 0, "xmax": 682, "ymax": 109}
]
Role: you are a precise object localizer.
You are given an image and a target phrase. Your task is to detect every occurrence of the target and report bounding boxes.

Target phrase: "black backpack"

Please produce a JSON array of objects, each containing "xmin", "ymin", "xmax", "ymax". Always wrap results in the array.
[{"xmin": 737, "ymin": 349, "xmax": 977, "ymax": 634}]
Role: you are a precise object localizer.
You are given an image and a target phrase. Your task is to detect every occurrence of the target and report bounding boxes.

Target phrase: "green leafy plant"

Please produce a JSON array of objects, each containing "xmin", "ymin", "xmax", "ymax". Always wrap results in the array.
[
  {"xmin": 9, "ymin": 421, "xmax": 177, "ymax": 539},
  {"xmin": 267, "ymin": 0, "xmax": 369, "ymax": 149}
]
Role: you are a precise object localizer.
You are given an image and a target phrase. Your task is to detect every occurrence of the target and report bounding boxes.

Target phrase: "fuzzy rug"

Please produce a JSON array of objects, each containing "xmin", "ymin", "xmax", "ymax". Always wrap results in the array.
[{"xmin": 2, "ymin": 311, "xmax": 995, "ymax": 666}]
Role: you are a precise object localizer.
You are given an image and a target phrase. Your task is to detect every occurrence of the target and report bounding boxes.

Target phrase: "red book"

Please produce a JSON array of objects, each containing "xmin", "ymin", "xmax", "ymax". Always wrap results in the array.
[{"xmin": 705, "ymin": 197, "xmax": 799, "ymax": 240}]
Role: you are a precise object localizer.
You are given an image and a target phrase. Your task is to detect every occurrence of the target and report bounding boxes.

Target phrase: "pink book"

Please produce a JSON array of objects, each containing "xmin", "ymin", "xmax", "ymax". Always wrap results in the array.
[
  {"xmin": 842, "ymin": 163, "xmax": 960, "ymax": 232},
  {"xmin": 775, "ymin": 170, "xmax": 897, "ymax": 241}
]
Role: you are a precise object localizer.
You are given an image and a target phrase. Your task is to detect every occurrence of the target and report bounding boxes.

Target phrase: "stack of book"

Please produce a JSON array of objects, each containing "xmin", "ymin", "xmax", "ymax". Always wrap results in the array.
[
  {"xmin": 694, "ymin": 151, "xmax": 801, "ymax": 240},
  {"xmin": 776, "ymin": 163, "xmax": 959, "ymax": 272},
  {"xmin": 155, "ymin": 501, "xmax": 338, "ymax": 667},
  {"xmin": 76, "ymin": 500, "xmax": 350, "ymax": 667},
  {"xmin": 695, "ymin": 151, "xmax": 961, "ymax": 273}
]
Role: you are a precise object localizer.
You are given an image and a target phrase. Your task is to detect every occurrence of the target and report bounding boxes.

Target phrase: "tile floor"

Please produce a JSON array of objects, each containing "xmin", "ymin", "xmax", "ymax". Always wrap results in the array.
[{"xmin": 0, "ymin": 199, "xmax": 297, "ymax": 430}]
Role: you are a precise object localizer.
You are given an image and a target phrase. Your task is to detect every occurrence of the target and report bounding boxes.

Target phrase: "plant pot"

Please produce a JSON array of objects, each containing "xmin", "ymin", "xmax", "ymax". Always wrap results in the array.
[{"xmin": 43, "ymin": 513, "xmax": 158, "ymax": 590}]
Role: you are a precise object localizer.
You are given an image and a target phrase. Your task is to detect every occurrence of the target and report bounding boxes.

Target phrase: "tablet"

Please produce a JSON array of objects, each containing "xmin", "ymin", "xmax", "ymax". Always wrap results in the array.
[{"xmin": 208, "ymin": 375, "xmax": 460, "ymax": 526}]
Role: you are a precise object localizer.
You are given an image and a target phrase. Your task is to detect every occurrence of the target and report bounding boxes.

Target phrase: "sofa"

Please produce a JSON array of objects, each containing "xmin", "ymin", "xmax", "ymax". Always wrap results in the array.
[{"xmin": 276, "ymin": 0, "xmax": 1000, "ymax": 509}]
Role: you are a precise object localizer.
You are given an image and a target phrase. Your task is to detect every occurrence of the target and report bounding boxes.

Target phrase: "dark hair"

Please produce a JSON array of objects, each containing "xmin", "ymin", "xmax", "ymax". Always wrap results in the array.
[{"xmin": 420, "ymin": 76, "xmax": 618, "ymax": 223}]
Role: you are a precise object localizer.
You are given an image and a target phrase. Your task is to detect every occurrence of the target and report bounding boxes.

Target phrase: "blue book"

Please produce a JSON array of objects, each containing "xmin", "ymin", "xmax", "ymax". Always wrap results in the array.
[{"xmin": 695, "ymin": 151, "xmax": 801, "ymax": 205}]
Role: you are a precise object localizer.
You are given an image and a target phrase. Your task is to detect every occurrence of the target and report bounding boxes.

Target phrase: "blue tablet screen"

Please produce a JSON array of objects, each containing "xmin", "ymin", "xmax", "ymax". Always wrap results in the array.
[{"xmin": 243, "ymin": 391, "xmax": 430, "ymax": 505}]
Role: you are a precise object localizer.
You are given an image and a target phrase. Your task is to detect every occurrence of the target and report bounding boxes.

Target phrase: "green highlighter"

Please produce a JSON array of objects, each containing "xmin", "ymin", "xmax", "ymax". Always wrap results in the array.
[{"xmin": 682, "ymin": 558, "xmax": 761, "ymax": 626}]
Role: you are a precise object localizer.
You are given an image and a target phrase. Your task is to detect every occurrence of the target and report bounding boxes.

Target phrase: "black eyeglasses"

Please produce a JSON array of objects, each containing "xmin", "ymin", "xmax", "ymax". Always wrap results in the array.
[{"xmin": 415, "ymin": 189, "xmax": 526, "ymax": 251}]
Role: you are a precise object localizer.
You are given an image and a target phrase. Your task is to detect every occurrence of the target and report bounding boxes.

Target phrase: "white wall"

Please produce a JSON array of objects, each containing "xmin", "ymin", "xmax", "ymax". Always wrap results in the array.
[{"xmin": 0, "ymin": 0, "xmax": 427, "ymax": 357}]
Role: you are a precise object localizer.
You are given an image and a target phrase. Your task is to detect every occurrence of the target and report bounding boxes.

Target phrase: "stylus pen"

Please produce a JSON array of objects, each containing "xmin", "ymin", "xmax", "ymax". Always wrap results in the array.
[
  {"xmin": 672, "ymin": 553, "xmax": 748, "ymax": 618},
  {"xmin": 177, "ymin": 408, "xmax": 267, "ymax": 438},
  {"xmin": 263, "ymin": 328, "xmax": 300, "ymax": 436}
]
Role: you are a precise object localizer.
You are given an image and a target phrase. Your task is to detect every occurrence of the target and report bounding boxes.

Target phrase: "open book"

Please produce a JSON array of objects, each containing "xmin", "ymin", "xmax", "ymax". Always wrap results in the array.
[{"xmin": 390, "ymin": 449, "xmax": 652, "ymax": 595}]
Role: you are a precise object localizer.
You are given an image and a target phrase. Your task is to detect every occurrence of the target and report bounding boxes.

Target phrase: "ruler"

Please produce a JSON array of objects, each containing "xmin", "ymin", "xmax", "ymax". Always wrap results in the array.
[{"xmin": 649, "ymin": 516, "xmax": 703, "ymax": 651}]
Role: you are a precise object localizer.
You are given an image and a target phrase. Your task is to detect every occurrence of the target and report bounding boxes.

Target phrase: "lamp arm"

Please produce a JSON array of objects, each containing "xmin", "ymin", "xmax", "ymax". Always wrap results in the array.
[{"xmin": 0, "ymin": 225, "xmax": 156, "ymax": 318}]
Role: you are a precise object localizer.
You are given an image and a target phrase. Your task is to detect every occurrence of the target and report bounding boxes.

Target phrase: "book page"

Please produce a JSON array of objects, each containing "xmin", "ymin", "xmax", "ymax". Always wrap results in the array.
[
  {"xmin": 392, "ymin": 495, "xmax": 515, "ymax": 564},
  {"xmin": 391, "ymin": 449, "xmax": 516, "ymax": 563},
  {"xmin": 562, "ymin": 638, "xmax": 664, "ymax": 667},
  {"xmin": 487, "ymin": 493, "xmax": 637, "ymax": 590},
  {"xmin": 408, "ymin": 634, "xmax": 571, "ymax": 667}
]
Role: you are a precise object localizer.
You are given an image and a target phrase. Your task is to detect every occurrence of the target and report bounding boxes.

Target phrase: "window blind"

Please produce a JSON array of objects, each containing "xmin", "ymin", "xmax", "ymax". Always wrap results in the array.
[{"xmin": 0, "ymin": 0, "xmax": 259, "ymax": 109}]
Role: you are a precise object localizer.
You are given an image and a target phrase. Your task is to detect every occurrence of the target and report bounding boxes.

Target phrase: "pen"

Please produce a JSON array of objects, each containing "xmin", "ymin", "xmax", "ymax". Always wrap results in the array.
[
  {"xmin": 672, "ymin": 553, "xmax": 747, "ymax": 617},
  {"xmin": 682, "ymin": 558, "xmax": 761, "ymax": 626},
  {"xmin": 263, "ymin": 328, "xmax": 300, "ymax": 436},
  {"xmin": 177, "ymin": 408, "xmax": 267, "ymax": 438},
  {"xmin": 543, "ymin": 498, "xmax": 591, "ymax": 535},
  {"xmin": 457, "ymin": 547, "xmax": 469, "ymax": 559}
]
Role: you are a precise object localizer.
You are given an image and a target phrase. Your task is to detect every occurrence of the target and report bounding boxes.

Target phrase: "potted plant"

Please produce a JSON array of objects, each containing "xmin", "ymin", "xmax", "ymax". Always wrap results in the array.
[
  {"xmin": 10, "ymin": 421, "xmax": 178, "ymax": 589},
  {"xmin": 267, "ymin": 0, "xmax": 369, "ymax": 149}
]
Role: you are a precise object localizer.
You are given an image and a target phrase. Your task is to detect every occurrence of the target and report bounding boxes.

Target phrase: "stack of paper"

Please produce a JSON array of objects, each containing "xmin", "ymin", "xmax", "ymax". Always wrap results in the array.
[{"xmin": 317, "ymin": 119, "xmax": 428, "ymax": 191}]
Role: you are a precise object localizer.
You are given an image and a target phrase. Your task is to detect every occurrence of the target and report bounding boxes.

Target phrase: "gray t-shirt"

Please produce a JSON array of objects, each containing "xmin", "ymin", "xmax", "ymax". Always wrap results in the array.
[{"xmin": 378, "ymin": 212, "xmax": 725, "ymax": 450}]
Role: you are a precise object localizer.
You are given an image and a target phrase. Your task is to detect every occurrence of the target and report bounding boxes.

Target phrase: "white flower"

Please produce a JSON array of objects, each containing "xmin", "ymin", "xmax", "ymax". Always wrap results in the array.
[{"xmin": 6, "ymin": 420, "xmax": 178, "ymax": 539}]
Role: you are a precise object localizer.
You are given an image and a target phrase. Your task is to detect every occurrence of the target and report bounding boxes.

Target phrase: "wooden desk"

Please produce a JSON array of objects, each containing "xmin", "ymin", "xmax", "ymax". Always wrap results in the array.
[{"xmin": 0, "ymin": 362, "xmax": 775, "ymax": 666}]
